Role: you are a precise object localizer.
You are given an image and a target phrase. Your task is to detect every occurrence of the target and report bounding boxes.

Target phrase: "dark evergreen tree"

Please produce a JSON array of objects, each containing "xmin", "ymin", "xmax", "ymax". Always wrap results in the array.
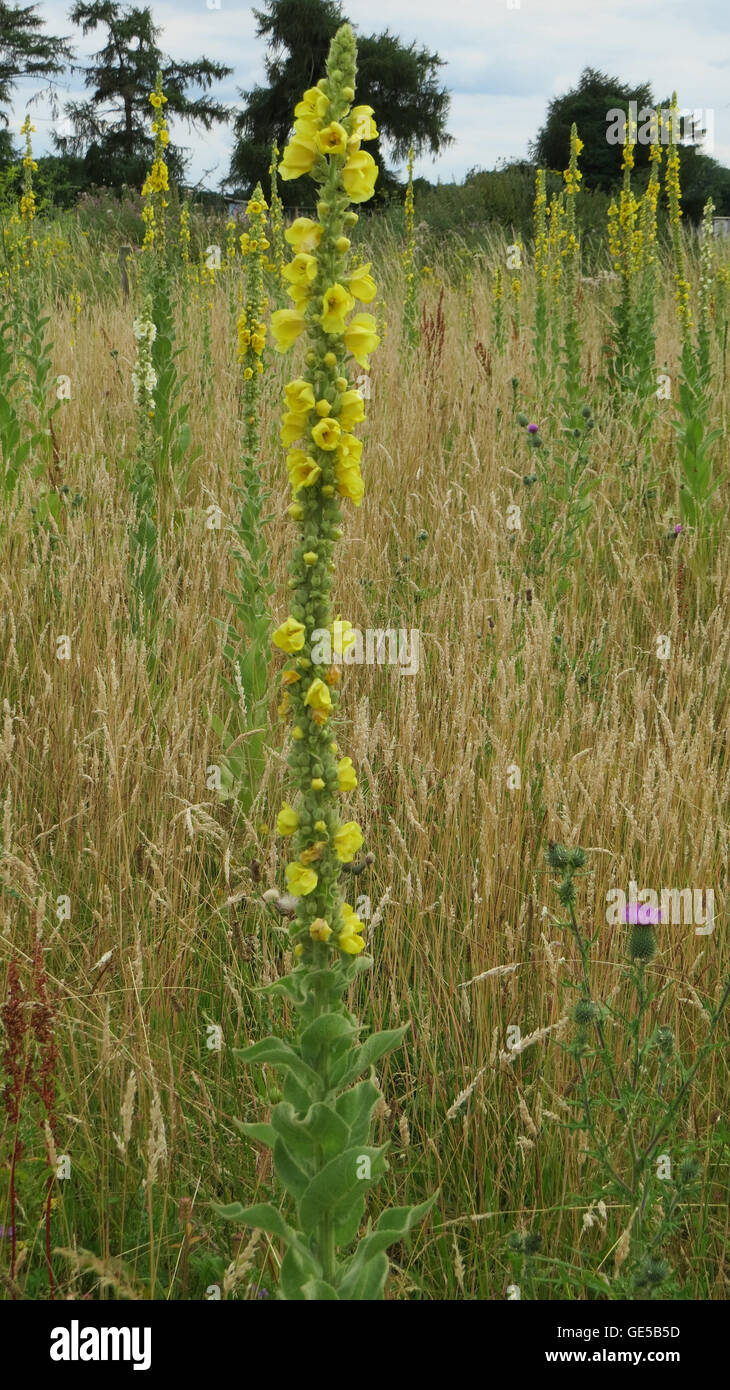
[
  {"xmin": 227, "ymin": 0, "xmax": 451, "ymax": 201},
  {"xmin": 58, "ymin": 2, "xmax": 232, "ymax": 187},
  {"xmin": 0, "ymin": 1, "xmax": 73, "ymax": 115}
]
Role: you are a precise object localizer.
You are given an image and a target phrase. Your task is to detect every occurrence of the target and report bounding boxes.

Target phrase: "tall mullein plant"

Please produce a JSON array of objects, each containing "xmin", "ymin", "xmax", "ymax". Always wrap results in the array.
[
  {"xmin": 532, "ymin": 169, "xmax": 549, "ymax": 375},
  {"xmin": 216, "ymin": 24, "xmax": 435, "ymax": 1301},
  {"xmin": 560, "ymin": 124, "xmax": 584, "ymax": 428},
  {"xmin": 666, "ymin": 96, "xmax": 721, "ymax": 531},
  {"xmin": 212, "ymin": 185, "xmax": 274, "ymax": 812}
]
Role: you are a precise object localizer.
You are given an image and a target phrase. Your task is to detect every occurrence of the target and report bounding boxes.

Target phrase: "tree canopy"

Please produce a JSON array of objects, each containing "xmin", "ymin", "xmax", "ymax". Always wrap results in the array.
[
  {"xmin": 0, "ymin": 1, "xmax": 73, "ymax": 115},
  {"xmin": 227, "ymin": 0, "xmax": 451, "ymax": 201},
  {"xmin": 57, "ymin": 1, "xmax": 232, "ymax": 186}
]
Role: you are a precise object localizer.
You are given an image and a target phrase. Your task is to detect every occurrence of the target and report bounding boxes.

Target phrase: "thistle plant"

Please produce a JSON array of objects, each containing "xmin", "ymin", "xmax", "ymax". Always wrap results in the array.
[
  {"xmin": 516, "ymin": 843, "xmax": 730, "ymax": 1300},
  {"xmin": 215, "ymin": 23, "xmax": 434, "ymax": 1301}
]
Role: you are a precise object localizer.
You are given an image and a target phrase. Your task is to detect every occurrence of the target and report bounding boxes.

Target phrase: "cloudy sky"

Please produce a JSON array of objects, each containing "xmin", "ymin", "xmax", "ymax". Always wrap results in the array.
[{"xmin": 8, "ymin": 0, "xmax": 730, "ymax": 186}]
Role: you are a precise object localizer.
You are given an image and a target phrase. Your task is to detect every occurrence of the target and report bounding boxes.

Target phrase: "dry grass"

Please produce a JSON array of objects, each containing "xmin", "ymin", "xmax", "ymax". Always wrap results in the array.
[{"xmin": 1, "ymin": 224, "xmax": 728, "ymax": 1300}]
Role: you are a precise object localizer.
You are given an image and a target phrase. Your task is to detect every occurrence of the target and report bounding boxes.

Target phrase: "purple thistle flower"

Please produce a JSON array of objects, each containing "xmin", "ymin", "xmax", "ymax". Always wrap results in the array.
[
  {"xmin": 527, "ymin": 423, "xmax": 539, "ymax": 434},
  {"xmin": 674, "ymin": 523, "xmax": 683, "ymax": 535},
  {"xmin": 623, "ymin": 903, "xmax": 661, "ymax": 926}
]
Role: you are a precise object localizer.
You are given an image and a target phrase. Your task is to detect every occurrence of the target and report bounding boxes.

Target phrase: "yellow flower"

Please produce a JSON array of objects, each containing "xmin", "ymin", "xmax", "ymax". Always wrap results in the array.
[
  {"xmin": 335, "ymin": 461, "xmax": 364, "ymax": 506},
  {"xmin": 337, "ymin": 433, "xmax": 363, "ymax": 467},
  {"xmin": 311, "ymin": 417, "xmax": 341, "ymax": 450},
  {"xmin": 341, "ymin": 149, "xmax": 378, "ymax": 202},
  {"xmin": 332, "ymin": 618, "xmax": 356, "ymax": 655},
  {"xmin": 273, "ymin": 616, "xmax": 306, "ymax": 652},
  {"xmin": 317, "ymin": 121, "xmax": 348, "ymax": 156},
  {"xmin": 295, "ymin": 87, "xmax": 329, "ymax": 121},
  {"xmin": 300, "ymin": 839, "xmax": 326, "ymax": 862},
  {"xmin": 338, "ymin": 902, "xmax": 366, "ymax": 954},
  {"xmin": 347, "ymin": 262, "xmax": 377, "ymax": 303},
  {"xmin": 304, "ymin": 678, "xmax": 332, "ymax": 716},
  {"xmin": 286, "ymin": 282, "xmax": 312, "ymax": 309},
  {"xmin": 311, "ymin": 777, "xmax": 325, "ymax": 791},
  {"xmin": 282, "ymin": 668, "xmax": 301, "ymax": 686},
  {"xmin": 280, "ymin": 134, "xmax": 318, "ymax": 180},
  {"xmin": 287, "ymin": 450, "xmax": 322, "ymax": 490},
  {"xmin": 277, "ymin": 803, "xmax": 299, "ymax": 835},
  {"xmin": 281, "ymin": 411, "xmax": 309, "ymax": 446},
  {"xmin": 283, "ymin": 252, "xmax": 318, "ymax": 286},
  {"xmin": 309, "ymin": 917, "xmax": 333, "ymax": 943},
  {"xmin": 338, "ymin": 389, "xmax": 365, "ymax": 431},
  {"xmin": 321, "ymin": 282, "xmax": 355, "ymax": 334},
  {"xmin": 350, "ymin": 106, "xmax": 378, "ymax": 141},
  {"xmin": 285, "ymin": 217, "xmax": 322, "ymax": 253},
  {"xmin": 286, "ymin": 862, "xmax": 318, "ymax": 896},
  {"xmin": 333, "ymin": 821, "xmax": 364, "ymax": 863},
  {"xmin": 344, "ymin": 313, "xmax": 380, "ymax": 369},
  {"xmin": 337, "ymin": 756, "xmax": 358, "ymax": 791},
  {"xmin": 285, "ymin": 378, "xmax": 316, "ymax": 414},
  {"xmin": 271, "ymin": 308, "xmax": 307, "ymax": 352}
]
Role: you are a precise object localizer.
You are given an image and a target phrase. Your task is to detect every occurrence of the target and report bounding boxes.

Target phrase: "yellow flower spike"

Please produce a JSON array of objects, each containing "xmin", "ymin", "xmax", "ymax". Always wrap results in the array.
[
  {"xmin": 321, "ymin": 282, "xmax": 355, "ymax": 334},
  {"xmin": 277, "ymin": 804, "xmax": 300, "ymax": 835},
  {"xmin": 337, "ymin": 757, "xmax": 358, "ymax": 792},
  {"xmin": 273, "ymin": 616, "xmax": 306, "ymax": 652},
  {"xmin": 344, "ymin": 313, "xmax": 380, "ymax": 368},
  {"xmin": 333, "ymin": 821, "xmax": 364, "ymax": 863},
  {"xmin": 286, "ymin": 862, "xmax": 318, "ymax": 895}
]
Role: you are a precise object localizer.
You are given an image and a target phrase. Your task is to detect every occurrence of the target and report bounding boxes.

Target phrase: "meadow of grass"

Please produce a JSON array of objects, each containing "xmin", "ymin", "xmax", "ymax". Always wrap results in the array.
[{"xmin": 1, "ymin": 105, "xmax": 729, "ymax": 1303}]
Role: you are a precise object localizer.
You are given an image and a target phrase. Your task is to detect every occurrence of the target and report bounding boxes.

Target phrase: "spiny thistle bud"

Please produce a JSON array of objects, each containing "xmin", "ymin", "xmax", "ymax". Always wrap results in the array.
[
  {"xmin": 634, "ymin": 1256, "xmax": 670, "ymax": 1290},
  {"xmin": 630, "ymin": 923, "xmax": 656, "ymax": 962},
  {"xmin": 678, "ymin": 1157, "xmax": 701, "ymax": 1187},
  {"xmin": 557, "ymin": 874, "xmax": 576, "ymax": 907},
  {"xmin": 546, "ymin": 841, "xmax": 570, "ymax": 870},
  {"xmin": 508, "ymin": 1230, "xmax": 543, "ymax": 1256},
  {"xmin": 573, "ymin": 999, "xmax": 598, "ymax": 1026},
  {"xmin": 656, "ymin": 1025, "xmax": 674, "ymax": 1056}
]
